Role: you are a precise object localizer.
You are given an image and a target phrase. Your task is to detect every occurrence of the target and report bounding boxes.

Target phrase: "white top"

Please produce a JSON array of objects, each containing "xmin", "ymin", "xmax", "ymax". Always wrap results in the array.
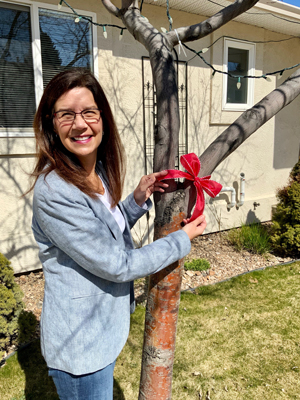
[{"xmin": 98, "ymin": 179, "xmax": 126, "ymax": 233}]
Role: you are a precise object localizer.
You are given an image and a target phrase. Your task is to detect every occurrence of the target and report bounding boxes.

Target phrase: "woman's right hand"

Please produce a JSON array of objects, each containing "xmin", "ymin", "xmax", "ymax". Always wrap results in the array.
[{"xmin": 182, "ymin": 215, "xmax": 207, "ymax": 241}]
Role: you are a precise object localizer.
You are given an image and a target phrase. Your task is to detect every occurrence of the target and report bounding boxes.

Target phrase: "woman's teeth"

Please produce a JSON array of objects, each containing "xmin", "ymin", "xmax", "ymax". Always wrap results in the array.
[{"xmin": 72, "ymin": 136, "xmax": 91, "ymax": 141}]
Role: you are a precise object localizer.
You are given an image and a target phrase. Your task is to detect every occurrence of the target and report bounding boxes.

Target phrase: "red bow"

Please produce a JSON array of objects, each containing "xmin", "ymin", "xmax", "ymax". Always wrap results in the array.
[{"xmin": 158, "ymin": 153, "xmax": 222, "ymax": 222}]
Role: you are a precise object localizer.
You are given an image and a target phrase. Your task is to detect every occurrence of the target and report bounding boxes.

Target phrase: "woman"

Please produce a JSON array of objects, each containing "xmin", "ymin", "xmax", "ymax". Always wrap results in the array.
[{"xmin": 30, "ymin": 68, "xmax": 206, "ymax": 400}]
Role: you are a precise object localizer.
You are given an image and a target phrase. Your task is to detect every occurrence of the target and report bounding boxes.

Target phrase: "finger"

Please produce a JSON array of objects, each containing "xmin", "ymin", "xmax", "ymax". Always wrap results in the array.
[
  {"xmin": 152, "ymin": 170, "xmax": 168, "ymax": 179},
  {"xmin": 192, "ymin": 214, "xmax": 205, "ymax": 225},
  {"xmin": 154, "ymin": 182, "xmax": 168, "ymax": 189}
]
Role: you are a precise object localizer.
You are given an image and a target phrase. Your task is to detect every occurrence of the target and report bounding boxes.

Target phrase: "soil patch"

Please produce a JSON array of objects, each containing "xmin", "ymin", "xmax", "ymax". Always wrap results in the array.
[{"xmin": 14, "ymin": 229, "xmax": 294, "ymax": 321}]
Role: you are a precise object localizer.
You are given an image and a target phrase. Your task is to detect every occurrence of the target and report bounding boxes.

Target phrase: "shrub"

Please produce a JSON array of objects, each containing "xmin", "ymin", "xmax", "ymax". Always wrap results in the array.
[
  {"xmin": 227, "ymin": 223, "xmax": 270, "ymax": 255},
  {"xmin": 184, "ymin": 258, "xmax": 210, "ymax": 271},
  {"xmin": 271, "ymin": 159, "xmax": 300, "ymax": 256},
  {"xmin": 0, "ymin": 253, "xmax": 24, "ymax": 351},
  {"xmin": 0, "ymin": 254, "xmax": 37, "ymax": 351}
]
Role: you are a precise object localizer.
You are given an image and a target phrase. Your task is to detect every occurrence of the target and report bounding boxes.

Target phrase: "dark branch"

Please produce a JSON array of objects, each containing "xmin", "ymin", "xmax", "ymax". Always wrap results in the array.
[{"xmin": 168, "ymin": 0, "xmax": 259, "ymax": 46}]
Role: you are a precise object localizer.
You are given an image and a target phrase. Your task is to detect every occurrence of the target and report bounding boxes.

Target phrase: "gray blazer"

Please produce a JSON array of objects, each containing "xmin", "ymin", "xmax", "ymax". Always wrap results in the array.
[{"xmin": 32, "ymin": 169, "xmax": 191, "ymax": 375}]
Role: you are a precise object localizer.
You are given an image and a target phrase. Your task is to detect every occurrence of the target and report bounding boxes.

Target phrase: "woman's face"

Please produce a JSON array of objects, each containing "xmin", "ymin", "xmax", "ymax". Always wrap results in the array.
[{"xmin": 53, "ymin": 87, "xmax": 103, "ymax": 168}]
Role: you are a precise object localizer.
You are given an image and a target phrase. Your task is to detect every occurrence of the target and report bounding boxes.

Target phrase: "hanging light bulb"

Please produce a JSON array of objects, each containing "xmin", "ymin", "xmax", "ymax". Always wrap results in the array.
[
  {"xmin": 103, "ymin": 26, "xmax": 107, "ymax": 39},
  {"xmin": 262, "ymin": 75, "xmax": 271, "ymax": 82},
  {"xmin": 278, "ymin": 70, "xmax": 284, "ymax": 79},
  {"xmin": 75, "ymin": 16, "xmax": 81, "ymax": 23},
  {"xmin": 119, "ymin": 29, "xmax": 124, "ymax": 41},
  {"xmin": 237, "ymin": 77, "xmax": 241, "ymax": 90},
  {"xmin": 169, "ymin": 17, "xmax": 173, "ymax": 24},
  {"xmin": 201, "ymin": 48, "xmax": 209, "ymax": 54},
  {"xmin": 58, "ymin": 0, "xmax": 63, "ymax": 10},
  {"xmin": 161, "ymin": 27, "xmax": 168, "ymax": 33}
]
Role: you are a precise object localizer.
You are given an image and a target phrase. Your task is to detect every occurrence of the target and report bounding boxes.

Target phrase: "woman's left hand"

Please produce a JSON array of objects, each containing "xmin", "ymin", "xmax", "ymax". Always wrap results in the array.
[{"xmin": 134, "ymin": 170, "xmax": 169, "ymax": 207}]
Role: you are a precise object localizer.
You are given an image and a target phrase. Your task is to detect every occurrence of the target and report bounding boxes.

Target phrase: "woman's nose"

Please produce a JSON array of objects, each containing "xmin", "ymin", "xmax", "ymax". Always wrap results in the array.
[{"xmin": 73, "ymin": 114, "xmax": 88, "ymax": 129}]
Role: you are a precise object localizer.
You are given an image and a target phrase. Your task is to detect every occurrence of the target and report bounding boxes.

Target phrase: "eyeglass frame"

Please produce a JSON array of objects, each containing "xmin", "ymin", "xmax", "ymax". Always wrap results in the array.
[{"xmin": 53, "ymin": 108, "xmax": 102, "ymax": 125}]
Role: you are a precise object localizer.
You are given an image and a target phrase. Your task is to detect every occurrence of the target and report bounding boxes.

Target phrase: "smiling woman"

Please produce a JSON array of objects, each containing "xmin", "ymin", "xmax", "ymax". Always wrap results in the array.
[
  {"xmin": 27, "ymin": 68, "xmax": 207, "ymax": 400},
  {"xmin": 53, "ymin": 87, "xmax": 103, "ymax": 179}
]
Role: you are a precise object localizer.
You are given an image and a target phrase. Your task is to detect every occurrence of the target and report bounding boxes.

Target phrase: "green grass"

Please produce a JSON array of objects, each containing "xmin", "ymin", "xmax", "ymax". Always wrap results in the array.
[
  {"xmin": 227, "ymin": 222, "xmax": 271, "ymax": 255},
  {"xmin": 184, "ymin": 258, "xmax": 210, "ymax": 271},
  {"xmin": 2, "ymin": 262, "xmax": 300, "ymax": 399}
]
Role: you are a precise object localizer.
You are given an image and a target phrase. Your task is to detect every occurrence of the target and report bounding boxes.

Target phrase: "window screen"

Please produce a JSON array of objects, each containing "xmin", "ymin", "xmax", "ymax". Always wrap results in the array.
[
  {"xmin": 226, "ymin": 47, "xmax": 248, "ymax": 104},
  {"xmin": 39, "ymin": 9, "xmax": 93, "ymax": 88},
  {"xmin": 0, "ymin": 3, "xmax": 36, "ymax": 128}
]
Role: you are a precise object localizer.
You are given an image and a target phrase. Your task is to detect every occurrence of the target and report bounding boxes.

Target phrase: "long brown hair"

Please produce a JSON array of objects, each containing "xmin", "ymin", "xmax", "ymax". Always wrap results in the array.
[{"xmin": 28, "ymin": 68, "xmax": 125, "ymax": 206}]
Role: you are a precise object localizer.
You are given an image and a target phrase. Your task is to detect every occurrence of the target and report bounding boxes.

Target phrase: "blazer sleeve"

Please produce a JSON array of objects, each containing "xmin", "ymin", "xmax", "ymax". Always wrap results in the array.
[
  {"xmin": 33, "ymin": 177, "xmax": 191, "ymax": 283},
  {"xmin": 120, "ymin": 192, "xmax": 152, "ymax": 229}
]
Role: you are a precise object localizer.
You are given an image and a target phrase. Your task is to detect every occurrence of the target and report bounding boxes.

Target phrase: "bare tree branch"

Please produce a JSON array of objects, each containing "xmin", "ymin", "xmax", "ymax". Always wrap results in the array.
[
  {"xmin": 168, "ymin": 0, "xmax": 259, "ymax": 46},
  {"xmin": 101, "ymin": 0, "xmax": 119, "ymax": 17},
  {"xmin": 199, "ymin": 68, "xmax": 300, "ymax": 177},
  {"xmin": 101, "ymin": 0, "xmax": 139, "ymax": 18}
]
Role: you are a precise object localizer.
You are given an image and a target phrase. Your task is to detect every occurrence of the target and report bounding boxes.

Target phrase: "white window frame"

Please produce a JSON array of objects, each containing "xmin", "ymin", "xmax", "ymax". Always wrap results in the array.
[
  {"xmin": 222, "ymin": 38, "xmax": 255, "ymax": 111},
  {"xmin": 0, "ymin": 0, "xmax": 98, "ymax": 137}
]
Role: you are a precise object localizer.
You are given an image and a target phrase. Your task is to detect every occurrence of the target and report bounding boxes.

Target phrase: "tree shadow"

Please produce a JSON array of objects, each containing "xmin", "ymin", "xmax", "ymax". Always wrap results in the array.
[{"xmin": 17, "ymin": 339, "xmax": 126, "ymax": 399}]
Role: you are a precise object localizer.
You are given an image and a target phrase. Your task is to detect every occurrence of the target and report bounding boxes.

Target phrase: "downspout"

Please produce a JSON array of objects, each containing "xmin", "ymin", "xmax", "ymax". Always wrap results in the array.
[{"xmin": 236, "ymin": 172, "xmax": 245, "ymax": 207}]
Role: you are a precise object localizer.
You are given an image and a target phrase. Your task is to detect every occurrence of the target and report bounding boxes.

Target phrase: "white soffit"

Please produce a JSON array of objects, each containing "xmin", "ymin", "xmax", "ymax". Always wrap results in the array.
[{"xmin": 143, "ymin": 0, "xmax": 300, "ymax": 37}]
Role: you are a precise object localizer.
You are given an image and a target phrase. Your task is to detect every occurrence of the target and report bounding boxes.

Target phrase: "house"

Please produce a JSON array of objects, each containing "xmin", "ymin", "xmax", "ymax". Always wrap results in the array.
[{"xmin": 1, "ymin": 0, "xmax": 300, "ymax": 273}]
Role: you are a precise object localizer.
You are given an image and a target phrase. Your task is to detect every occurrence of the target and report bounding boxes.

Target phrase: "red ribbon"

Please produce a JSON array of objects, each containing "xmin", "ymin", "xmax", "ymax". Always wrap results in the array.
[{"xmin": 158, "ymin": 153, "xmax": 222, "ymax": 222}]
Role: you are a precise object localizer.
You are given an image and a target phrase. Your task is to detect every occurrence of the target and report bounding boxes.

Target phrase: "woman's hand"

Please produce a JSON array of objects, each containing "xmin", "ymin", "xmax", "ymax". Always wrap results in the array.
[
  {"xmin": 182, "ymin": 215, "xmax": 207, "ymax": 240},
  {"xmin": 134, "ymin": 170, "xmax": 169, "ymax": 207}
]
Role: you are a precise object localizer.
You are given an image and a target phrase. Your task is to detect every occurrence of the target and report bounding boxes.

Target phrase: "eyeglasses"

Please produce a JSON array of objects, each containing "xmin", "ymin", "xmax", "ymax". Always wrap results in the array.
[{"xmin": 53, "ymin": 108, "xmax": 101, "ymax": 124}]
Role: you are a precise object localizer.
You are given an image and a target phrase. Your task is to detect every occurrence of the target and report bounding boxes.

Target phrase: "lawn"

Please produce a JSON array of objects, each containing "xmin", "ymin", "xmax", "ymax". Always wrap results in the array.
[{"xmin": 1, "ymin": 262, "xmax": 300, "ymax": 400}]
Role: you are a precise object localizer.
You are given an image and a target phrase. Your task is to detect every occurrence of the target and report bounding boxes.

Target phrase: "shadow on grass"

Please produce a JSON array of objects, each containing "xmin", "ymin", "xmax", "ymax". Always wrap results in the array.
[
  {"xmin": 17, "ymin": 340, "xmax": 58, "ymax": 400},
  {"xmin": 17, "ymin": 339, "xmax": 125, "ymax": 400}
]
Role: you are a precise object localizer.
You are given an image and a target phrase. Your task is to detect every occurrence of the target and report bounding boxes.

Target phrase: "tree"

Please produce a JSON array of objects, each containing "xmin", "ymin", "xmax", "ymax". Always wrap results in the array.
[{"xmin": 100, "ymin": 1, "xmax": 300, "ymax": 398}]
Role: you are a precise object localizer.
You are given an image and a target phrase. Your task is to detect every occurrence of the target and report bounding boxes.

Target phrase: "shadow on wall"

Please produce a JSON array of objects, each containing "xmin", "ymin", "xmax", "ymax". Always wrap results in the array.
[
  {"xmin": 245, "ymin": 209, "xmax": 261, "ymax": 225},
  {"xmin": 0, "ymin": 154, "xmax": 40, "ymax": 273},
  {"xmin": 17, "ymin": 339, "xmax": 126, "ymax": 400}
]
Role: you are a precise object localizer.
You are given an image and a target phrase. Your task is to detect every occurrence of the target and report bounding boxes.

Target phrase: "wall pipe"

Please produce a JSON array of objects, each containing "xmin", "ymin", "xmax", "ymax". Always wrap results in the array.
[
  {"xmin": 236, "ymin": 172, "xmax": 245, "ymax": 208},
  {"xmin": 217, "ymin": 186, "xmax": 236, "ymax": 209}
]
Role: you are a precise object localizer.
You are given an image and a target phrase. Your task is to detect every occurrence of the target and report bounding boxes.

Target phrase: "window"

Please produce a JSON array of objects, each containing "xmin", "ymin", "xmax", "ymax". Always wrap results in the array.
[
  {"xmin": 223, "ymin": 38, "xmax": 255, "ymax": 111},
  {"xmin": 0, "ymin": 3, "xmax": 35, "ymax": 128},
  {"xmin": 0, "ymin": 1, "xmax": 97, "ymax": 136}
]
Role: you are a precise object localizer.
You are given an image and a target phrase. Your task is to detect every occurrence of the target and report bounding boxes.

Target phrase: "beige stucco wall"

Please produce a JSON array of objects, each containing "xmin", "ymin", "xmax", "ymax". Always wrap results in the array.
[{"xmin": 1, "ymin": 0, "xmax": 299, "ymax": 273}]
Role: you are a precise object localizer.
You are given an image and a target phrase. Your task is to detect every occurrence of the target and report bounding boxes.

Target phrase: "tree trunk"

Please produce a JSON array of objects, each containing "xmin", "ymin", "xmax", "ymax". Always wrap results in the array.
[{"xmin": 101, "ymin": 2, "xmax": 300, "ymax": 399}]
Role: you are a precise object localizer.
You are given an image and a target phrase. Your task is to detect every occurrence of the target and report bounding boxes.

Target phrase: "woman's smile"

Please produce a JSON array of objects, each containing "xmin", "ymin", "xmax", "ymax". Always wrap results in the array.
[{"xmin": 71, "ymin": 135, "xmax": 93, "ymax": 143}]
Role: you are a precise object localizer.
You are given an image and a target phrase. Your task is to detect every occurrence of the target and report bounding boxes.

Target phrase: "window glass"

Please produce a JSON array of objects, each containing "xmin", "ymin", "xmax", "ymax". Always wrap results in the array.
[
  {"xmin": 39, "ymin": 9, "xmax": 93, "ymax": 88},
  {"xmin": 227, "ymin": 47, "xmax": 248, "ymax": 104},
  {"xmin": 0, "ymin": 3, "xmax": 35, "ymax": 128}
]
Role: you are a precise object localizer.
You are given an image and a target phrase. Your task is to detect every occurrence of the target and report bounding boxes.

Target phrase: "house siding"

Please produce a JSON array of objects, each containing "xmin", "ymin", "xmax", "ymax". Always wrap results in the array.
[{"xmin": 0, "ymin": 0, "xmax": 299, "ymax": 272}]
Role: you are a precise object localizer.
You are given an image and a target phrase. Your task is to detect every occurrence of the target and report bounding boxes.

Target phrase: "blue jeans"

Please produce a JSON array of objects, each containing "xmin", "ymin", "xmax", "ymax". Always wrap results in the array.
[{"xmin": 48, "ymin": 360, "xmax": 116, "ymax": 400}]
